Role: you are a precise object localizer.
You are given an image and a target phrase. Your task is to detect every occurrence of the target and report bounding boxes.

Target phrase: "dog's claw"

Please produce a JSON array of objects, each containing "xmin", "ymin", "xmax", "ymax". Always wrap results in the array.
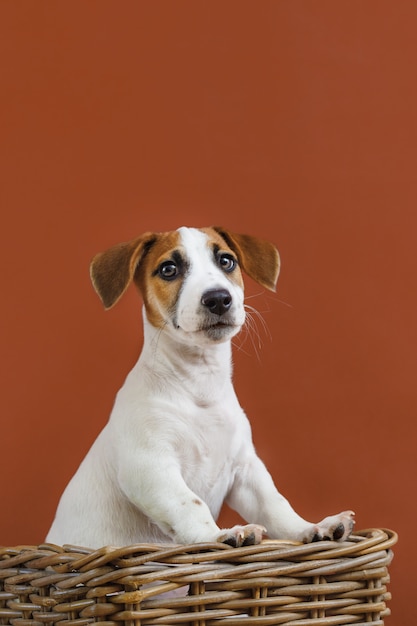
[
  {"xmin": 218, "ymin": 524, "xmax": 266, "ymax": 547},
  {"xmin": 304, "ymin": 511, "xmax": 355, "ymax": 543}
]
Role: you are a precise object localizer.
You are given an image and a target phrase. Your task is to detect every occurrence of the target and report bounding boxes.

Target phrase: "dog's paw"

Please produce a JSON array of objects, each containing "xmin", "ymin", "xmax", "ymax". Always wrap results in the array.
[
  {"xmin": 217, "ymin": 524, "xmax": 266, "ymax": 547},
  {"xmin": 303, "ymin": 510, "xmax": 355, "ymax": 543}
]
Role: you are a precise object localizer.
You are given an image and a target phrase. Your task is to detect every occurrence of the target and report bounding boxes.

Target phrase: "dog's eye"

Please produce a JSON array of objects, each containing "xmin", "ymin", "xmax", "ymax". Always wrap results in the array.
[
  {"xmin": 158, "ymin": 261, "xmax": 178, "ymax": 280},
  {"xmin": 218, "ymin": 254, "xmax": 236, "ymax": 273}
]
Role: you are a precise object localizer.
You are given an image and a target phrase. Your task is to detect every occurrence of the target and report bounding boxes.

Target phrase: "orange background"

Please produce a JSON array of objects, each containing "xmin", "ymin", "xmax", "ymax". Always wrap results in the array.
[{"xmin": 0, "ymin": 2, "xmax": 415, "ymax": 622}]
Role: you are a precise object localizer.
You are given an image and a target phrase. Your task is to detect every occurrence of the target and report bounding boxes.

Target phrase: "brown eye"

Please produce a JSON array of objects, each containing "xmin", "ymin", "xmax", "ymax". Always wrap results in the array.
[
  {"xmin": 218, "ymin": 254, "xmax": 236, "ymax": 273},
  {"xmin": 158, "ymin": 261, "xmax": 178, "ymax": 280}
]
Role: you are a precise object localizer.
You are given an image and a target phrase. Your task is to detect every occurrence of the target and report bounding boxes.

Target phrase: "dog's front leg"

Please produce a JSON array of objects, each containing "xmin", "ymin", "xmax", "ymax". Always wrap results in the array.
[
  {"xmin": 119, "ymin": 458, "xmax": 219, "ymax": 543},
  {"xmin": 118, "ymin": 457, "xmax": 265, "ymax": 546},
  {"xmin": 227, "ymin": 454, "xmax": 354, "ymax": 543}
]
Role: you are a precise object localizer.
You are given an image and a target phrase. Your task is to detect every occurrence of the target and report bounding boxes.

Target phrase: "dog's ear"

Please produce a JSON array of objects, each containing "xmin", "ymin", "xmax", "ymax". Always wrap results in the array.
[
  {"xmin": 213, "ymin": 227, "xmax": 280, "ymax": 292},
  {"xmin": 90, "ymin": 233, "xmax": 156, "ymax": 309}
]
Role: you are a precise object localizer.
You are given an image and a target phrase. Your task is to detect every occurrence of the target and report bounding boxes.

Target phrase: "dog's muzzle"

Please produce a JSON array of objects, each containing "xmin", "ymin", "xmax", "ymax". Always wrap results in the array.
[{"xmin": 199, "ymin": 288, "xmax": 241, "ymax": 341}]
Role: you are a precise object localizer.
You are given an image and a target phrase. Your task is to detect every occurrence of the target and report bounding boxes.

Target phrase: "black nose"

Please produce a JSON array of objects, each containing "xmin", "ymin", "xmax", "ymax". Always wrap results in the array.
[{"xmin": 201, "ymin": 288, "xmax": 232, "ymax": 316}]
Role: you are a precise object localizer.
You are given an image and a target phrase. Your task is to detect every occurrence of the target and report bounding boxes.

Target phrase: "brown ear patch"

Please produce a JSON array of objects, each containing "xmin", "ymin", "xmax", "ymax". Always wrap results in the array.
[
  {"xmin": 90, "ymin": 233, "xmax": 157, "ymax": 309},
  {"xmin": 212, "ymin": 227, "xmax": 280, "ymax": 291}
]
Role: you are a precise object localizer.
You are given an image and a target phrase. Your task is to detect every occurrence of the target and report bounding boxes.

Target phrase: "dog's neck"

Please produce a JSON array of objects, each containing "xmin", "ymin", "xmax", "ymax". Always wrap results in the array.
[
  {"xmin": 141, "ymin": 313, "xmax": 233, "ymax": 374},
  {"xmin": 137, "ymin": 312, "xmax": 235, "ymax": 403}
]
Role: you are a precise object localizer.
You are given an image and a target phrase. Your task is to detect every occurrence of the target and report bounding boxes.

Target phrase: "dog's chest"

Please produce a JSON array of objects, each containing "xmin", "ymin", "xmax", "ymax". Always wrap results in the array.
[{"xmin": 176, "ymin": 396, "xmax": 247, "ymax": 491}]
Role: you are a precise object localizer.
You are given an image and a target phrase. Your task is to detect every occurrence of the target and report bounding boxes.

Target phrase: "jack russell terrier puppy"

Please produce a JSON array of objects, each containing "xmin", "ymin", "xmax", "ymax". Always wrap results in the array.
[{"xmin": 46, "ymin": 226, "xmax": 354, "ymax": 548}]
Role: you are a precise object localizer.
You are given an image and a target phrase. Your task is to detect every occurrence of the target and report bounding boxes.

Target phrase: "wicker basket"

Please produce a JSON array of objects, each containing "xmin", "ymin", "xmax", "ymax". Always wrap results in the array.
[{"xmin": 0, "ymin": 528, "xmax": 396, "ymax": 626}]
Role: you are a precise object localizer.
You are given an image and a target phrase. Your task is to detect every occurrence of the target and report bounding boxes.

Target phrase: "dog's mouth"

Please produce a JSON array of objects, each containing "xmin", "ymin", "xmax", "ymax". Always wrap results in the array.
[
  {"xmin": 199, "ymin": 318, "xmax": 241, "ymax": 340},
  {"xmin": 171, "ymin": 309, "xmax": 243, "ymax": 343},
  {"xmin": 173, "ymin": 319, "xmax": 239, "ymax": 340}
]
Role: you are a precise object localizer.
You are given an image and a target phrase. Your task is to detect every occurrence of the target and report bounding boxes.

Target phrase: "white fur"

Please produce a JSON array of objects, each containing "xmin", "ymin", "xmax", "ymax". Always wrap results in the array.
[{"xmin": 46, "ymin": 227, "xmax": 354, "ymax": 548}]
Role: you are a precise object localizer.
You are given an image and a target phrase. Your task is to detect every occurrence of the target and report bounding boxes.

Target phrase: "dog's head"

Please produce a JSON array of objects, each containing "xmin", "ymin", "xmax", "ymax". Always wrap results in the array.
[{"xmin": 90, "ymin": 227, "xmax": 280, "ymax": 344}]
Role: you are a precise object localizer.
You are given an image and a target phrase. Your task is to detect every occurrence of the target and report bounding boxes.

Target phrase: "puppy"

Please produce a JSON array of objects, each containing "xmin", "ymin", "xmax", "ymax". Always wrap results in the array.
[{"xmin": 46, "ymin": 226, "xmax": 354, "ymax": 548}]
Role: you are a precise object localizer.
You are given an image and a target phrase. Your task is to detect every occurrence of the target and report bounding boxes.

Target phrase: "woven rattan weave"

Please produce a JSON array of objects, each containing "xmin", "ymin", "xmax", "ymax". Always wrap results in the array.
[{"xmin": 0, "ymin": 528, "xmax": 396, "ymax": 625}]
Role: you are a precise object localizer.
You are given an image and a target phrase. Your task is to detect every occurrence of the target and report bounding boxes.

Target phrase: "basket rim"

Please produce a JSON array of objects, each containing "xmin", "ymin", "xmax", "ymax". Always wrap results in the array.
[{"xmin": 0, "ymin": 527, "xmax": 397, "ymax": 570}]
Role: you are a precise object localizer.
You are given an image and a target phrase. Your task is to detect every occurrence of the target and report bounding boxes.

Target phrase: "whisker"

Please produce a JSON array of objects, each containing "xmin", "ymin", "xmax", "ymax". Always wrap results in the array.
[
  {"xmin": 247, "ymin": 290, "xmax": 293, "ymax": 310},
  {"xmin": 231, "ymin": 335, "xmax": 254, "ymax": 358},
  {"xmin": 245, "ymin": 304, "xmax": 271, "ymax": 340},
  {"xmin": 232, "ymin": 302, "xmax": 272, "ymax": 361},
  {"xmin": 244, "ymin": 290, "xmax": 268, "ymax": 301},
  {"xmin": 275, "ymin": 298, "xmax": 293, "ymax": 309}
]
